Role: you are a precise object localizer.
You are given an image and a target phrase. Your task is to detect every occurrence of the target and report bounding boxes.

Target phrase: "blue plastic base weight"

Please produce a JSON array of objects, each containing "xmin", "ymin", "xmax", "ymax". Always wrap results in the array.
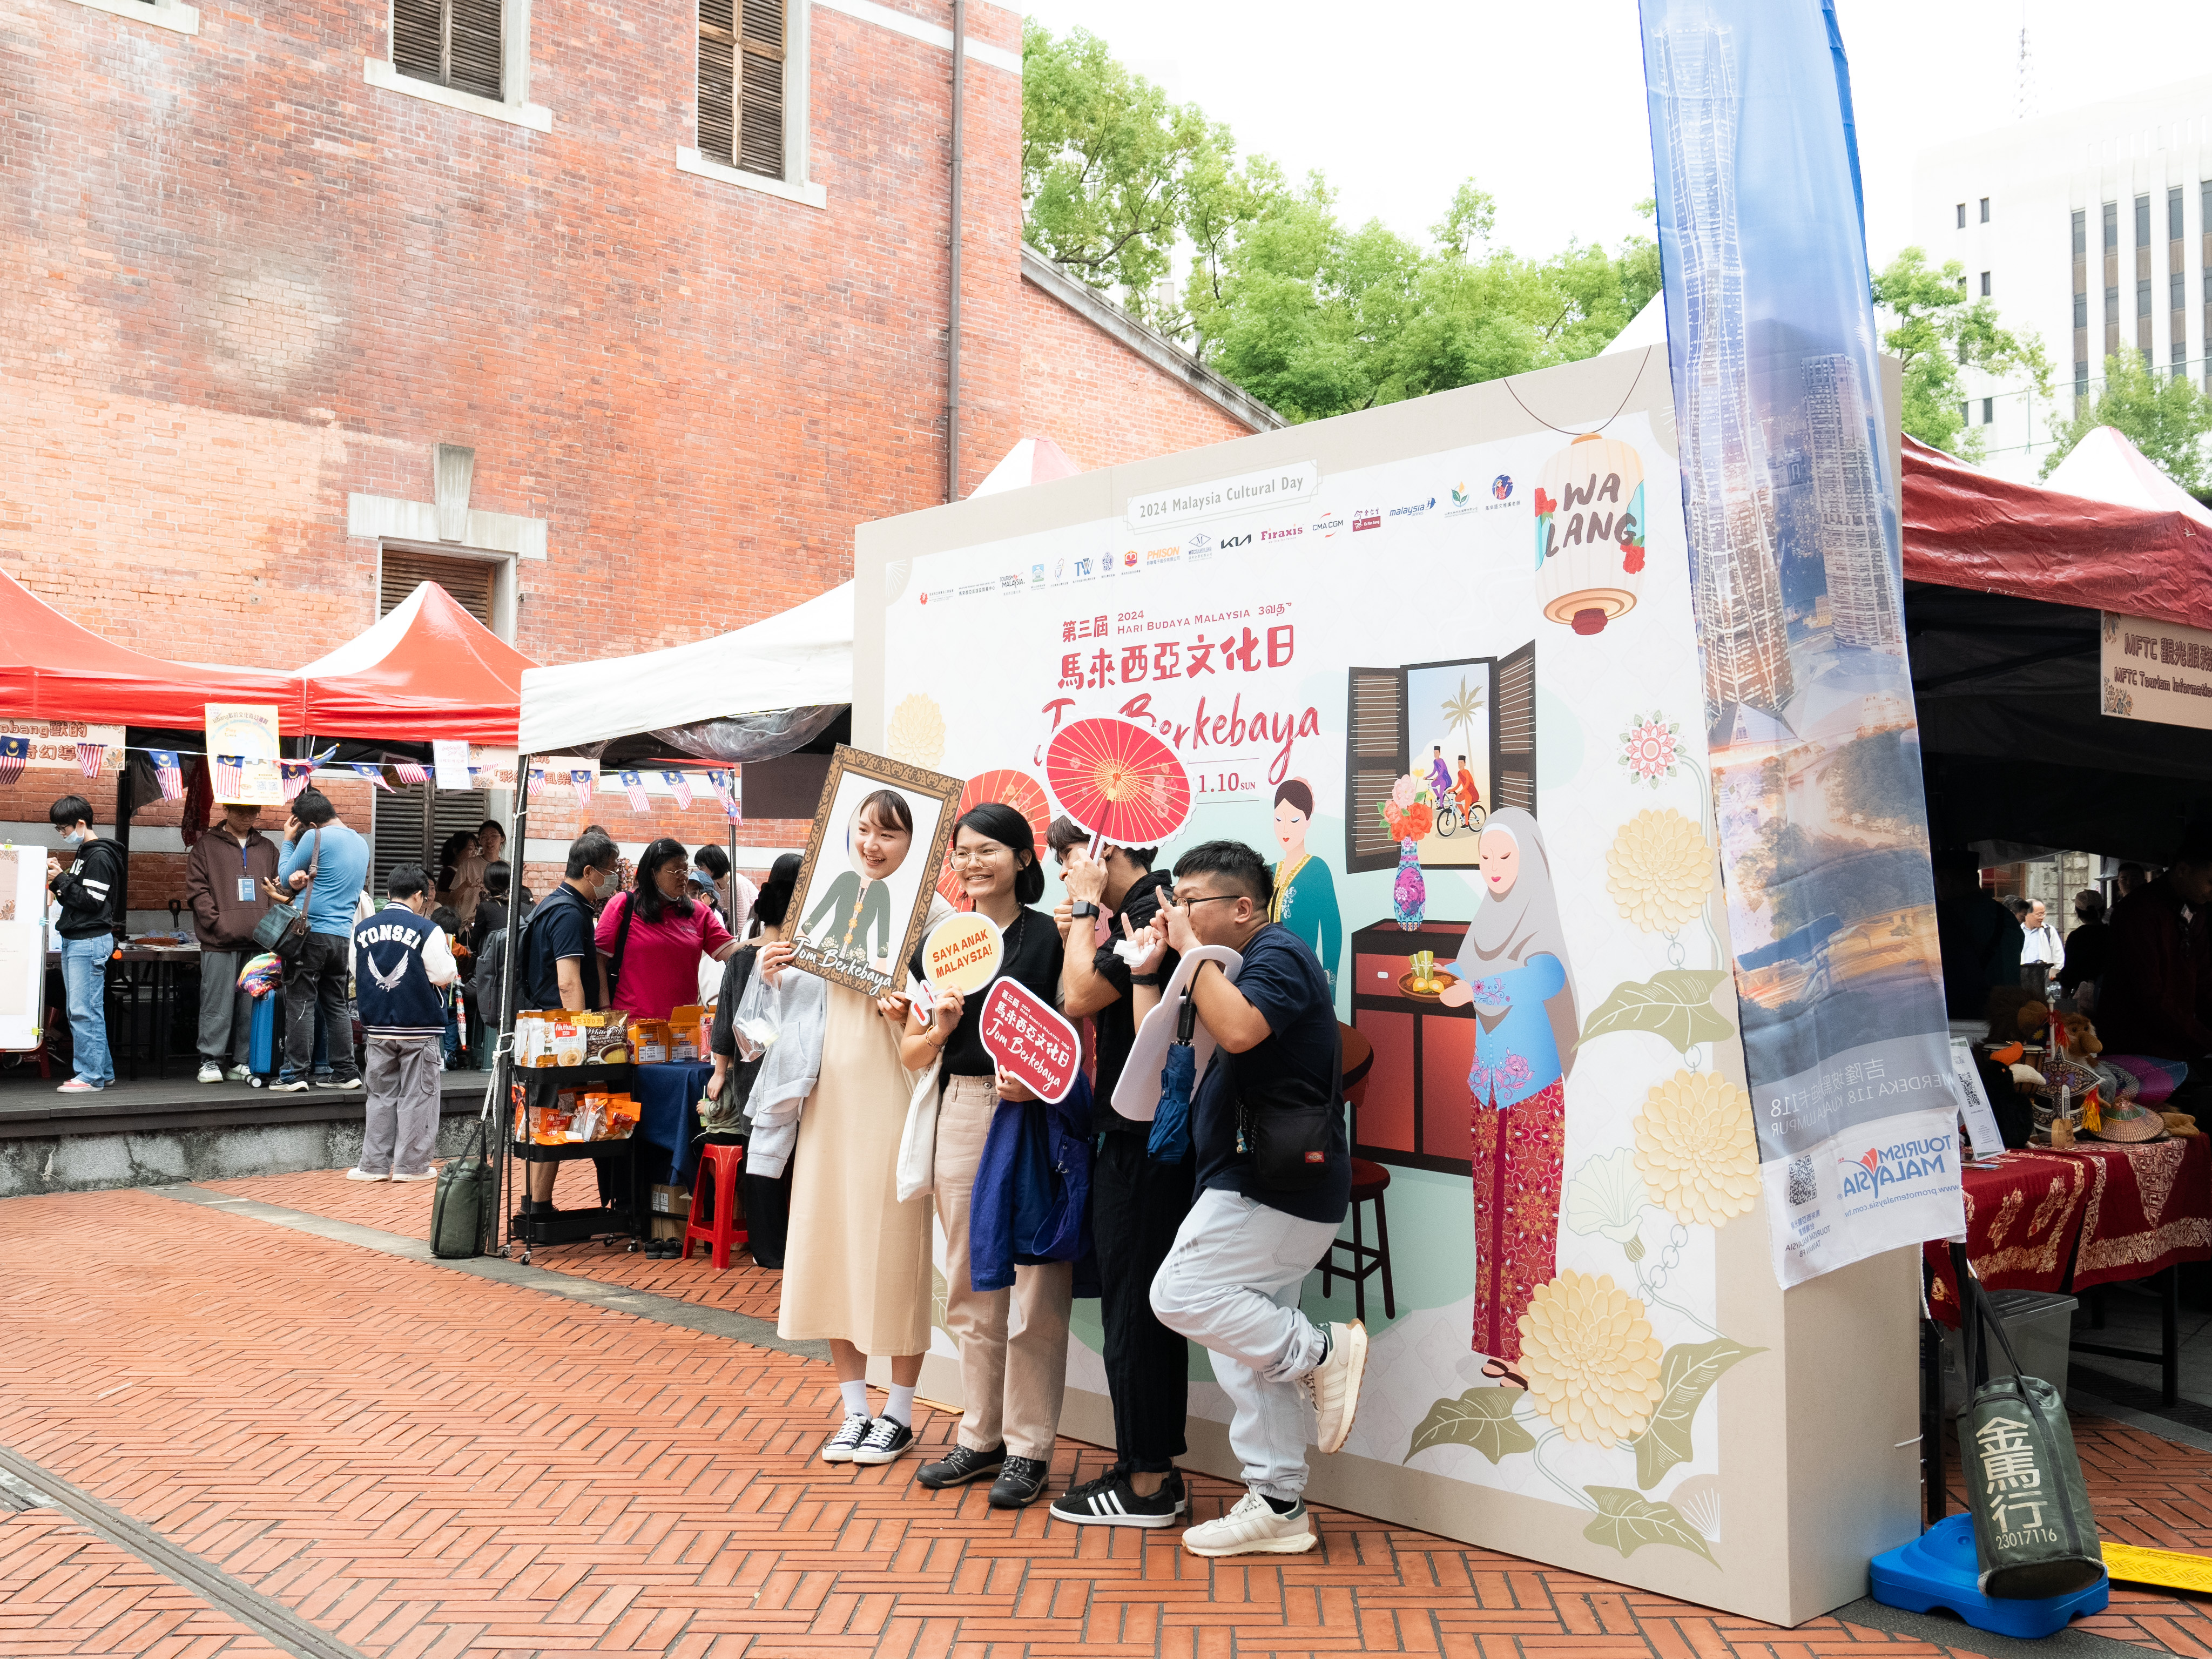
[{"xmin": 1870, "ymin": 1514, "xmax": 2109, "ymax": 1640}]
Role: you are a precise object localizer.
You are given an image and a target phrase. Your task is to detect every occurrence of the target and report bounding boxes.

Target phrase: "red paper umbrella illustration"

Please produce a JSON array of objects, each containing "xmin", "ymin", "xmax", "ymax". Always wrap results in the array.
[
  {"xmin": 936, "ymin": 767, "xmax": 1054, "ymax": 907},
  {"xmin": 1045, "ymin": 717, "xmax": 1192, "ymax": 853}
]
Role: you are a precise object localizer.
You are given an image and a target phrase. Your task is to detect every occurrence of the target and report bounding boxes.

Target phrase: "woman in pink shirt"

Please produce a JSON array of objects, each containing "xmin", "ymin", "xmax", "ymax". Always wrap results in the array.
[{"xmin": 595, "ymin": 838, "xmax": 740, "ymax": 1020}]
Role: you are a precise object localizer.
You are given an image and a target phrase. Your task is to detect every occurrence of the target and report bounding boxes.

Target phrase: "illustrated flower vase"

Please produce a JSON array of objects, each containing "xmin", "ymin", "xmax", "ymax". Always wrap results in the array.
[{"xmin": 1393, "ymin": 838, "xmax": 1426, "ymax": 931}]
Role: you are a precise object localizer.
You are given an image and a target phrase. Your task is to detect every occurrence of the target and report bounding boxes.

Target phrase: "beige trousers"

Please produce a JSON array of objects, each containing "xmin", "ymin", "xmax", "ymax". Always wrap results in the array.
[{"xmin": 935, "ymin": 1072, "xmax": 1074, "ymax": 1460}]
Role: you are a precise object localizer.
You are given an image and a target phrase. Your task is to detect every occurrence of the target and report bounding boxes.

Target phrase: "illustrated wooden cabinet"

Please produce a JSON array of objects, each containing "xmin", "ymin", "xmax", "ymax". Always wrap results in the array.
[{"xmin": 1350, "ymin": 918, "xmax": 1475, "ymax": 1176}]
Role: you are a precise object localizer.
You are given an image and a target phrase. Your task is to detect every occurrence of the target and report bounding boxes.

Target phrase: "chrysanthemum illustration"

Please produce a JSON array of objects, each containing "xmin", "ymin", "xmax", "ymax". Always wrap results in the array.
[
  {"xmin": 885, "ymin": 693, "xmax": 946, "ymax": 768},
  {"xmin": 1633, "ymin": 1069, "xmax": 1761, "ymax": 1227},
  {"xmin": 1516, "ymin": 1270, "xmax": 1666, "ymax": 1444},
  {"xmin": 1619, "ymin": 713, "xmax": 1681, "ymax": 786},
  {"xmin": 1606, "ymin": 807, "xmax": 1715, "ymax": 931}
]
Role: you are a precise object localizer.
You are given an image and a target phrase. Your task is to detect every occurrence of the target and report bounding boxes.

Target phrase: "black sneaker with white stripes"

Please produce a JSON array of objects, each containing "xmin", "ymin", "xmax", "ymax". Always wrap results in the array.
[
  {"xmin": 821, "ymin": 1413, "xmax": 874, "ymax": 1464},
  {"xmin": 1049, "ymin": 1469, "xmax": 1186, "ymax": 1528},
  {"xmin": 847, "ymin": 1415, "xmax": 915, "ymax": 1466}
]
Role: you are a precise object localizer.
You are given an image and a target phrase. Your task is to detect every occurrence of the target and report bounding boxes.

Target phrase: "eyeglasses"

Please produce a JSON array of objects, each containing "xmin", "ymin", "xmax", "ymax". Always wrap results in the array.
[
  {"xmin": 1175, "ymin": 893, "xmax": 1243, "ymax": 911},
  {"xmin": 949, "ymin": 846, "xmax": 1010, "ymax": 866}
]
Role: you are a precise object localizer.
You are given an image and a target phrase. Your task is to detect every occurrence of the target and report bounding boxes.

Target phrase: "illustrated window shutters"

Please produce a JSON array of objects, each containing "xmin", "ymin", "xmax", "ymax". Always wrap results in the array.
[
  {"xmin": 393, "ymin": 0, "xmax": 503, "ymax": 101},
  {"xmin": 381, "ymin": 550, "xmax": 495, "ymax": 628},
  {"xmin": 1346, "ymin": 669, "xmax": 1407, "ymax": 874},
  {"xmin": 698, "ymin": 0, "xmax": 785, "ymax": 180},
  {"xmin": 1493, "ymin": 643, "xmax": 1537, "ymax": 815}
]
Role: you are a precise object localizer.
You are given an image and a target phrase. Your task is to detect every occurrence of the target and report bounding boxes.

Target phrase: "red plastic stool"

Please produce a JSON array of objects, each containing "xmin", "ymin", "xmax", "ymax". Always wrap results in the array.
[{"xmin": 682, "ymin": 1143, "xmax": 749, "ymax": 1269}]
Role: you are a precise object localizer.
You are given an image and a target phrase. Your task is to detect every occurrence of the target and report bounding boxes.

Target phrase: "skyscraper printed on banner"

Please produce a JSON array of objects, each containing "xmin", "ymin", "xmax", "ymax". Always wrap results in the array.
[{"xmin": 1642, "ymin": 0, "xmax": 1961, "ymax": 1285}]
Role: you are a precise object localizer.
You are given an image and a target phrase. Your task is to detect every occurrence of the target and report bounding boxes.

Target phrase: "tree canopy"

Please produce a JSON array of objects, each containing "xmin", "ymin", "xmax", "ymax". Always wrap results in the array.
[
  {"xmin": 1870, "ymin": 247, "xmax": 2052, "ymax": 463},
  {"xmin": 2039, "ymin": 350, "xmax": 2212, "ymax": 494},
  {"xmin": 1021, "ymin": 22, "xmax": 1661, "ymax": 422}
]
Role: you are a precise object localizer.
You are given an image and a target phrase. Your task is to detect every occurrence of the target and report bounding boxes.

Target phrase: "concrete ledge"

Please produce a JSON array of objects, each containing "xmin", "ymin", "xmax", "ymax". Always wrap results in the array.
[{"xmin": 0, "ymin": 1112, "xmax": 483, "ymax": 1198}]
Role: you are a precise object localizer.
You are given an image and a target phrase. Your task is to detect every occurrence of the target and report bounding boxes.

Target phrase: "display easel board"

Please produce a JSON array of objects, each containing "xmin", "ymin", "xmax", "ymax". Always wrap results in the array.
[
  {"xmin": 0, "ymin": 844, "xmax": 46, "ymax": 1051},
  {"xmin": 855, "ymin": 347, "xmax": 1923, "ymax": 1627}
]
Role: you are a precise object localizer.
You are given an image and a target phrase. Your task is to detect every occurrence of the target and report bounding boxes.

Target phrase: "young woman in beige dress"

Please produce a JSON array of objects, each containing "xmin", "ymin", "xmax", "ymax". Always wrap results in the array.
[{"xmin": 759, "ymin": 788, "xmax": 945, "ymax": 1466}]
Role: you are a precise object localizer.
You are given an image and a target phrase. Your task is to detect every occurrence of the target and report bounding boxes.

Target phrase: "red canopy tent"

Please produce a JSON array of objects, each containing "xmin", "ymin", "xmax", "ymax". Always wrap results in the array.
[
  {"xmin": 294, "ymin": 582, "xmax": 534, "ymax": 744},
  {"xmin": 0, "ymin": 567, "xmax": 306, "ymax": 729},
  {"xmin": 1901, "ymin": 434, "xmax": 2212, "ymax": 630}
]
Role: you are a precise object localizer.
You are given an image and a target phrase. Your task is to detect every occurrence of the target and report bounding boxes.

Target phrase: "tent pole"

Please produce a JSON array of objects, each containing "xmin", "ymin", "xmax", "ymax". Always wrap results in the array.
[
  {"xmin": 726, "ymin": 814, "xmax": 739, "ymax": 935},
  {"xmin": 493, "ymin": 751, "xmax": 532, "ymax": 1256}
]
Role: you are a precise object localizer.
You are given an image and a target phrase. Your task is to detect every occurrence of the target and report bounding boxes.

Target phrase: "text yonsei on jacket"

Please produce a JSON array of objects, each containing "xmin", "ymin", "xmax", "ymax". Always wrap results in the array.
[{"xmin": 353, "ymin": 901, "xmax": 458, "ymax": 1039}]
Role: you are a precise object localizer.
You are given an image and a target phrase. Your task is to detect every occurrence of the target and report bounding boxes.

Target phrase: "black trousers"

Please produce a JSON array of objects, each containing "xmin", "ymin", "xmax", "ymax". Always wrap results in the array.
[{"xmin": 1092, "ymin": 1131, "xmax": 1196, "ymax": 1474}]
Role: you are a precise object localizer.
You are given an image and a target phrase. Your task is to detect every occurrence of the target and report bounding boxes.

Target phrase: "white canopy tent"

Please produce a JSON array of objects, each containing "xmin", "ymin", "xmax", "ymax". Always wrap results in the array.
[
  {"xmin": 2042, "ymin": 424, "xmax": 2212, "ymax": 526},
  {"xmin": 517, "ymin": 579, "xmax": 854, "ymax": 756}
]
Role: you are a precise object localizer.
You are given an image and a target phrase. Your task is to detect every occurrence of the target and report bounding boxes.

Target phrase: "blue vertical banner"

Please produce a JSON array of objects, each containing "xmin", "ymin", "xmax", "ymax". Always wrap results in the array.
[{"xmin": 1640, "ymin": 1, "xmax": 1963, "ymax": 1285}]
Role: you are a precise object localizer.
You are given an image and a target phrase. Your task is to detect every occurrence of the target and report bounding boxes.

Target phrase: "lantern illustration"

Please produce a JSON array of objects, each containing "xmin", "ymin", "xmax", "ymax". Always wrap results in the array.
[{"xmin": 1532, "ymin": 431, "xmax": 1647, "ymax": 635}]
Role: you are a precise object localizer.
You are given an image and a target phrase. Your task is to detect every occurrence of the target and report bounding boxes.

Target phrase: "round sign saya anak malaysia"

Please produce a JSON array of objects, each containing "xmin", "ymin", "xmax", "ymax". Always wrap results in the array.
[
  {"xmin": 978, "ymin": 979, "xmax": 1080, "ymax": 1104},
  {"xmin": 921, "ymin": 912, "xmax": 1003, "ymax": 995}
]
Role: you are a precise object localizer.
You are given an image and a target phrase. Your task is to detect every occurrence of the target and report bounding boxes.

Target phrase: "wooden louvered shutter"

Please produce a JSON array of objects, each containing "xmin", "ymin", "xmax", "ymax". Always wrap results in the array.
[
  {"xmin": 391, "ymin": 0, "xmax": 501, "ymax": 100},
  {"xmin": 698, "ymin": 0, "xmax": 738, "ymax": 167},
  {"xmin": 1345, "ymin": 667, "xmax": 1406, "ymax": 874},
  {"xmin": 736, "ymin": 0, "xmax": 786, "ymax": 179},
  {"xmin": 380, "ymin": 551, "xmax": 495, "ymax": 628},
  {"xmin": 1493, "ymin": 641, "xmax": 1537, "ymax": 815}
]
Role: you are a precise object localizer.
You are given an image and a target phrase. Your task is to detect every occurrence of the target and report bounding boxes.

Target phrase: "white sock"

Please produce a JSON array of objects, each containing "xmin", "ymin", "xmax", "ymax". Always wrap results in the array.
[
  {"xmin": 884, "ymin": 1384, "xmax": 916, "ymax": 1427},
  {"xmin": 839, "ymin": 1379, "xmax": 871, "ymax": 1419}
]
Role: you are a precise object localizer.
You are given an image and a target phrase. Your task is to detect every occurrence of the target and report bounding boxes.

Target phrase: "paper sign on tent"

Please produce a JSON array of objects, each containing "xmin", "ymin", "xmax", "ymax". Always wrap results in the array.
[
  {"xmin": 977, "ymin": 978, "xmax": 1080, "ymax": 1103},
  {"xmin": 204, "ymin": 703, "xmax": 286, "ymax": 806},
  {"xmin": 921, "ymin": 912, "xmax": 1002, "ymax": 996}
]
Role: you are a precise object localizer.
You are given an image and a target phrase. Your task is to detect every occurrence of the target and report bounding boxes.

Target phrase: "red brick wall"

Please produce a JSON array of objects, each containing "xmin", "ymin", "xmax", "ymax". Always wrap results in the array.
[
  {"xmin": 1017, "ymin": 276, "xmax": 1259, "ymax": 471},
  {"xmin": 0, "ymin": 0, "xmax": 1024, "ymax": 669}
]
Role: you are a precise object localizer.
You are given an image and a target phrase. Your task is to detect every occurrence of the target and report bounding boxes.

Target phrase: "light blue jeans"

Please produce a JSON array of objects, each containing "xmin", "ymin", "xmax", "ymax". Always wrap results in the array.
[
  {"xmin": 1149, "ymin": 1188, "xmax": 1335, "ymax": 1499},
  {"xmin": 58, "ymin": 934, "xmax": 114, "ymax": 1088}
]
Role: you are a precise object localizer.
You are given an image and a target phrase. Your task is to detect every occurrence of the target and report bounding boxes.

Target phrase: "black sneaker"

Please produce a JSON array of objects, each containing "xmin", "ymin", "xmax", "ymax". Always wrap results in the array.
[
  {"xmin": 820, "ymin": 1413, "xmax": 874, "ymax": 1464},
  {"xmin": 848, "ymin": 1416, "xmax": 915, "ymax": 1466},
  {"xmin": 988, "ymin": 1455, "xmax": 1051, "ymax": 1509},
  {"xmin": 1049, "ymin": 1469, "xmax": 1187, "ymax": 1528},
  {"xmin": 917, "ymin": 1442, "xmax": 1004, "ymax": 1489}
]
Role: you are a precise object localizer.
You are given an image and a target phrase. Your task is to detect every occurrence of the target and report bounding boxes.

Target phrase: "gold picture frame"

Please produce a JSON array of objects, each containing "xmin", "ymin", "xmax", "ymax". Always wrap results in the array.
[{"xmin": 785, "ymin": 744, "xmax": 963, "ymax": 999}]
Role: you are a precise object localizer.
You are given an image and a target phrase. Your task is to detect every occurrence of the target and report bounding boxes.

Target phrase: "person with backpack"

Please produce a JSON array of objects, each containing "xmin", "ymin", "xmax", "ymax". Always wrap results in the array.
[
  {"xmin": 514, "ymin": 828, "xmax": 621, "ymax": 1212},
  {"xmin": 348, "ymin": 864, "xmax": 458, "ymax": 1183},
  {"xmin": 46, "ymin": 794, "xmax": 125, "ymax": 1094}
]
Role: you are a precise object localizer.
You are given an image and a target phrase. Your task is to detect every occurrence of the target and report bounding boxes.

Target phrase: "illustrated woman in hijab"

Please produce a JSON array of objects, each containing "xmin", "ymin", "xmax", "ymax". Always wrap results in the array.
[
  {"xmin": 1269, "ymin": 779, "xmax": 1342, "ymax": 998},
  {"xmin": 1439, "ymin": 808, "xmax": 1579, "ymax": 1383},
  {"xmin": 802, "ymin": 789, "xmax": 913, "ymax": 969}
]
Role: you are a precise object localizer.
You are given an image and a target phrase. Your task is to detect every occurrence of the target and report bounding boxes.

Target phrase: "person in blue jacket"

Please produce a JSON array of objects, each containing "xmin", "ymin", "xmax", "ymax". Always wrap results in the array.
[{"xmin": 1440, "ymin": 808, "xmax": 1580, "ymax": 1382}]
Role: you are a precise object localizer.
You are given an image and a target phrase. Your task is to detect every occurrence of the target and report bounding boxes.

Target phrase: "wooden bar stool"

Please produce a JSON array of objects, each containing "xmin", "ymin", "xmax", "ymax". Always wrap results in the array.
[{"xmin": 1324, "ymin": 1023, "xmax": 1395, "ymax": 1322}]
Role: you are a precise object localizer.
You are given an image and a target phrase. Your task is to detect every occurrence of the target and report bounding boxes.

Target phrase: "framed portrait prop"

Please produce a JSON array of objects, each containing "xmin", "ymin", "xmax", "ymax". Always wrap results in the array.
[{"xmin": 786, "ymin": 745, "xmax": 962, "ymax": 998}]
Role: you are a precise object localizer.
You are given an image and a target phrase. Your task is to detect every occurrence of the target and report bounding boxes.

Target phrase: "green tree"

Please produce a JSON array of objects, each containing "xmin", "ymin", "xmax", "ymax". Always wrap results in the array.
[
  {"xmin": 2040, "ymin": 350, "xmax": 2212, "ymax": 493},
  {"xmin": 1871, "ymin": 247, "xmax": 2052, "ymax": 462}
]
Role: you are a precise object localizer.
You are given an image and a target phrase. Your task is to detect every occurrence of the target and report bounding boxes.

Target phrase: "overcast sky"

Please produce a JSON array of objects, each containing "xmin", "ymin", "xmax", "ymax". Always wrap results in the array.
[{"xmin": 1019, "ymin": 0, "xmax": 2204, "ymax": 270}]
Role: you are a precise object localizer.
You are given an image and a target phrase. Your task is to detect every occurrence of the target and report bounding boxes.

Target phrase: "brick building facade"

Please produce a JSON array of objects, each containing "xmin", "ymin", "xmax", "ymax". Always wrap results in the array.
[{"xmin": 1, "ymin": 0, "xmax": 1269, "ymax": 917}]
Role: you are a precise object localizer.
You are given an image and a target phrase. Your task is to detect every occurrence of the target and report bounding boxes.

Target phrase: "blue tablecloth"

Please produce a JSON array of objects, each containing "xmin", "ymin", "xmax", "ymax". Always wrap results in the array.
[{"xmin": 633, "ymin": 1061, "xmax": 714, "ymax": 1186}]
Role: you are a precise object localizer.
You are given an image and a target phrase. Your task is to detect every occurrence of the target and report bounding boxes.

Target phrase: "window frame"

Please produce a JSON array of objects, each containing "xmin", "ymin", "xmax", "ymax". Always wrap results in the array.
[
  {"xmin": 678, "ymin": 0, "xmax": 824, "ymax": 208},
  {"xmin": 60, "ymin": 0, "xmax": 198, "ymax": 32},
  {"xmin": 365, "ymin": 0, "xmax": 551, "ymax": 131}
]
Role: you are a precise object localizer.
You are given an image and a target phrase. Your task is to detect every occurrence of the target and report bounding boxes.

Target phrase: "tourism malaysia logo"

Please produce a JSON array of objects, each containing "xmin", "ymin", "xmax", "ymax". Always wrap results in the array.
[{"xmin": 1837, "ymin": 1134, "xmax": 1952, "ymax": 1202}]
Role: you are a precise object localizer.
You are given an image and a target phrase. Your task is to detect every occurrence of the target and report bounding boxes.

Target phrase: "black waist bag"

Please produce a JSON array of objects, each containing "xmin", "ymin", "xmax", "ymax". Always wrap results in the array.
[{"xmin": 1240, "ymin": 1076, "xmax": 1338, "ymax": 1193}]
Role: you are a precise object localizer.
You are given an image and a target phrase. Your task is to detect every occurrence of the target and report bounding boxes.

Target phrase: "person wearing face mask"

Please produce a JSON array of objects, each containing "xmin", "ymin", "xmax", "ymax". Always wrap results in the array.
[
  {"xmin": 514, "ymin": 828, "xmax": 622, "ymax": 1213},
  {"xmin": 184, "ymin": 798, "xmax": 280, "ymax": 1084},
  {"xmin": 897, "ymin": 802, "xmax": 1071, "ymax": 1510},
  {"xmin": 759, "ymin": 789, "xmax": 949, "ymax": 1469},
  {"xmin": 47, "ymin": 794, "xmax": 125, "ymax": 1094},
  {"xmin": 1439, "ymin": 810, "xmax": 1580, "ymax": 1386}
]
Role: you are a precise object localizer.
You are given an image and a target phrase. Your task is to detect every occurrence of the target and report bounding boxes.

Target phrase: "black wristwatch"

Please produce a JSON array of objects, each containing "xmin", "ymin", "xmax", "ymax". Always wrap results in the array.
[{"xmin": 1070, "ymin": 900, "xmax": 1100, "ymax": 919}]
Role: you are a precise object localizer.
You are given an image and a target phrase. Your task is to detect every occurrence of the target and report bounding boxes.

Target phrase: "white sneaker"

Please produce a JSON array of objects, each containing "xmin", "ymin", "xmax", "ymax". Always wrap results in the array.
[
  {"xmin": 391, "ymin": 1169, "xmax": 437, "ymax": 1183},
  {"xmin": 198, "ymin": 1062, "xmax": 224, "ymax": 1084},
  {"xmin": 268, "ymin": 1078, "xmax": 310, "ymax": 1094},
  {"xmin": 346, "ymin": 1168, "xmax": 390, "ymax": 1183},
  {"xmin": 1303, "ymin": 1320, "xmax": 1368, "ymax": 1455},
  {"xmin": 1181, "ymin": 1489, "xmax": 1317, "ymax": 1557},
  {"xmin": 227, "ymin": 1065, "xmax": 252, "ymax": 1082}
]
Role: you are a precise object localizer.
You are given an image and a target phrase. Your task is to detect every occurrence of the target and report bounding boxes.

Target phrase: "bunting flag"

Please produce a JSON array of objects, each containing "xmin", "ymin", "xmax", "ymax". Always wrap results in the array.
[
  {"xmin": 527, "ymin": 767, "xmax": 547, "ymax": 803},
  {"xmin": 710, "ymin": 768, "xmax": 743, "ymax": 822},
  {"xmin": 392, "ymin": 761, "xmax": 429, "ymax": 787},
  {"xmin": 621, "ymin": 770, "xmax": 650, "ymax": 812},
  {"xmin": 663, "ymin": 771, "xmax": 693, "ymax": 809},
  {"xmin": 279, "ymin": 760, "xmax": 316, "ymax": 801},
  {"xmin": 350, "ymin": 763, "xmax": 394, "ymax": 791},
  {"xmin": 75, "ymin": 741, "xmax": 106, "ymax": 779},
  {"xmin": 214, "ymin": 755, "xmax": 246, "ymax": 799},
  {"xmin": 151, "ymin": 749, "xmax": 185, "ymax": 801},
  {"xmin": 0, "ymin": 737, "xmax": 24, "ymax": 787},
  {"xmin": 571, "ymin": 768, "xmax": 594, "ymax": 806}
]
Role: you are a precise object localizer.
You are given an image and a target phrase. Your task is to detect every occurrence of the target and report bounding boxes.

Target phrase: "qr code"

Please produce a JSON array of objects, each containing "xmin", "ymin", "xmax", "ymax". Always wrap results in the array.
[{"xmin": 1786, "ymin": 1155, "xmax": 1817, "ymax": 1208}]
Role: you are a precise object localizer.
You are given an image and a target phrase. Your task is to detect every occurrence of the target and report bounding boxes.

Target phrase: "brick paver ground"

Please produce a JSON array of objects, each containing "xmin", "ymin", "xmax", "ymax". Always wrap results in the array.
[
  {"xmin": 0, "ymin": 1508, "xmax": 286, "ymax": 1659},
  {"xmin": 3, "ymin": 1170, "xmax": 2210, "ymax": 1657}
]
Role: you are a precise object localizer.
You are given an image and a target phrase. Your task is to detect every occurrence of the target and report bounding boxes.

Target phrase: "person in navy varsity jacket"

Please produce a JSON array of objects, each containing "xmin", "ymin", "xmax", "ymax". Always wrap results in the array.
[{"xmin": 349, "ymin": 865, "xmax": 458, "ymax": 1183}]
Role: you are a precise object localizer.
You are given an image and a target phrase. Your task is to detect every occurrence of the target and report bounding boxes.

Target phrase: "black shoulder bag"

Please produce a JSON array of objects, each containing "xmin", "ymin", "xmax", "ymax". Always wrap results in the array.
[
  {"xmin": 1240, "ymin": 1024, "xmax": 1346, "ymax": 1194},
  {"xmin": 603, "ymin": 888, "xmax": 640, "ymax": 1003}
]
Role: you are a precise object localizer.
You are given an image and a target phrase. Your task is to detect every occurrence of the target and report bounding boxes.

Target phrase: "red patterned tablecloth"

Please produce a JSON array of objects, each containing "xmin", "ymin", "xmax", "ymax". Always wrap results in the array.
[{"xmin": 1925, "ymin": 1134, "xmax": 2212, "ymax": 1325}]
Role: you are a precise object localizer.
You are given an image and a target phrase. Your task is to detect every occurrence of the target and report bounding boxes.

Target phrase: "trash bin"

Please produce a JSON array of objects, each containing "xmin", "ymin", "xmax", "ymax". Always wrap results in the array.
[{"xmin": 1940, "ymin": 1290, "xmax": 2077, "ymax": 1414}]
